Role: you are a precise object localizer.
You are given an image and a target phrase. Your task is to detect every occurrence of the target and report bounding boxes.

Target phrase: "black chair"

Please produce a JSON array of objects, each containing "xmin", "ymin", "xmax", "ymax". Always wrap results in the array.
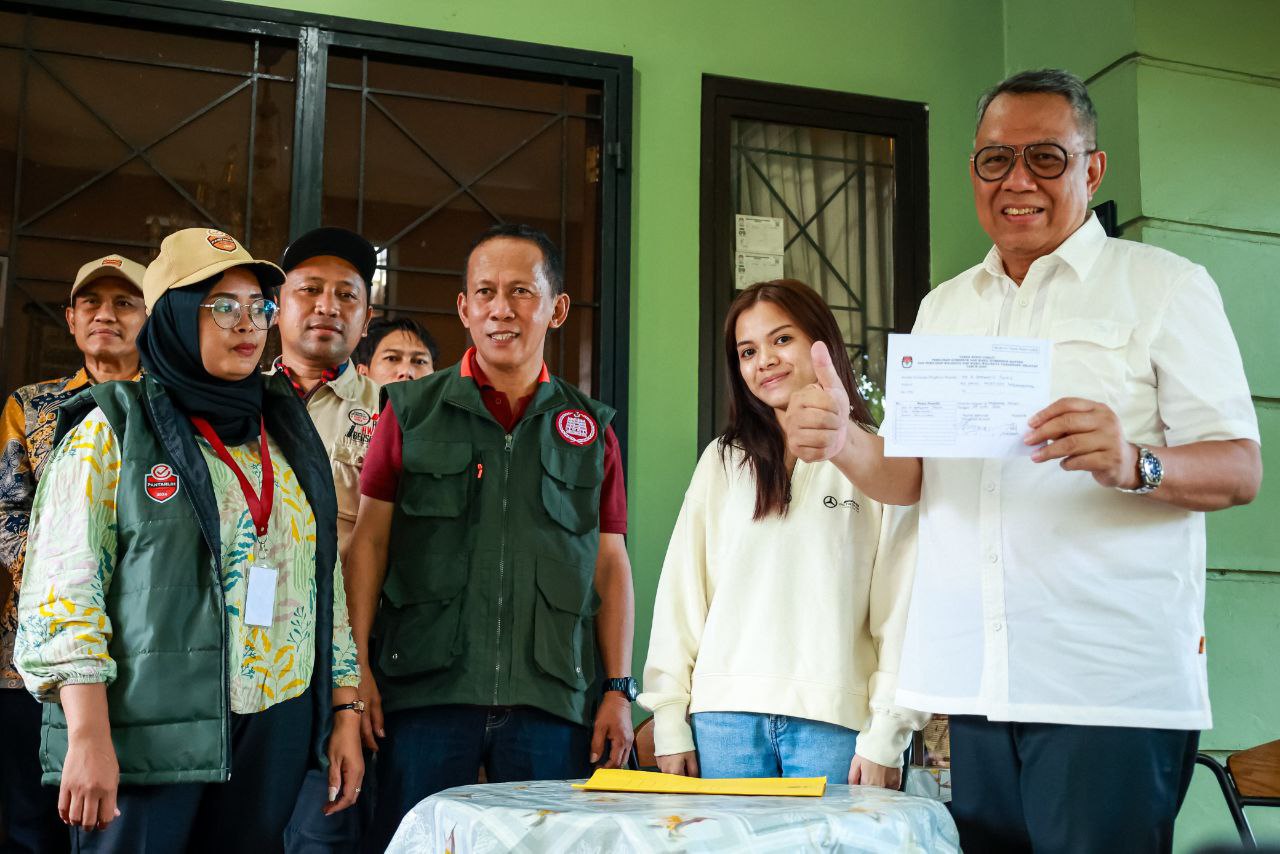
[{"xmin": 1196, "ymin": 740, "xmax": 1280, "ymax": 848}]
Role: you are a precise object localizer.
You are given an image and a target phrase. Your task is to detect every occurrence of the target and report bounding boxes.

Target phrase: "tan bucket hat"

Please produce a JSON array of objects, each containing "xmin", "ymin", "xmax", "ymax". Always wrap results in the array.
[
  {"xmin": 70, "ymin": 254, "xmax": 147, "ymax": 301},
  {"xmin": 141, "ymin": 228, "xmax": 284, "ymax": 311}
]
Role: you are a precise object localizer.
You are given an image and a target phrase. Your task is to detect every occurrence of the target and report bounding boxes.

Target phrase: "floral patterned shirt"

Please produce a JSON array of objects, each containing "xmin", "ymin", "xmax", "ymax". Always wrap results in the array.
[
  {"xmin": 14, "ymin": 407, "xmax": 360, "ymax": 713},
  {"xmin": 0, "ymin": 369, "xmax": 96, "ymax": 688}
]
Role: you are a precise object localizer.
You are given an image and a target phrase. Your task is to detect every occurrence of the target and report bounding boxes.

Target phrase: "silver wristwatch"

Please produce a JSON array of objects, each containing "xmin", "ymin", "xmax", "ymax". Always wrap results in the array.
[{"xmin": 1117, "ymin": 446, "xmax": 1163, "ymax": 495}]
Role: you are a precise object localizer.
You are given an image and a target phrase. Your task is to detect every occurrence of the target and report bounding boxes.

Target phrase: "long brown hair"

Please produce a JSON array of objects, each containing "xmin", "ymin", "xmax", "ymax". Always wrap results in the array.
[{"xmin": 719, "ymin": 279, "xmax": 874, "ymax": 520}]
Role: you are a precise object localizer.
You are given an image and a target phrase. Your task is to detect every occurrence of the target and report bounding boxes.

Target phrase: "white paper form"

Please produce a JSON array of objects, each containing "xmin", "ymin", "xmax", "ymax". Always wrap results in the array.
[
  {"xmin": 734, "ymin": 251, "xmax": 785, "ymax": 289},
  {"xmin": 735, "ymin": 215, "xmax": 785, "ymax": 255},
  {"xmin": 883, "ymin": 334, "xmax": 1052, "ymax": 458}
]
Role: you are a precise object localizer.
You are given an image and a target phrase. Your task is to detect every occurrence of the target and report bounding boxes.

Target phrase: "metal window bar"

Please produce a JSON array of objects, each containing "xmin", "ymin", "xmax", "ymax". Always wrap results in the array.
[
  {"xmin": 18, "ymin": 44, "xmax": 295, "ymax": 83},
  {"xmin": 737, "ymin": 142, "xmax": 861, "ymax": 309},
  {"xmin": 327, "ymin": 80, "xmax": 600, "ymax": 120},
  {"xmin": 17, "ymin": 52, "xmax": 248, "ymax": 233}
]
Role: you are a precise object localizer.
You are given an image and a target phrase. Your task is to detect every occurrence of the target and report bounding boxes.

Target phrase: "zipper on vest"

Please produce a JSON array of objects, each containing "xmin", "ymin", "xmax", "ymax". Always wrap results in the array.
[
  {"xmin": 493, "ymin": 432, "xmax": 514, "ymax": 705},
  {"xmin": 218, "ymin": 560, "xmax": 232, "ymax": 781}
]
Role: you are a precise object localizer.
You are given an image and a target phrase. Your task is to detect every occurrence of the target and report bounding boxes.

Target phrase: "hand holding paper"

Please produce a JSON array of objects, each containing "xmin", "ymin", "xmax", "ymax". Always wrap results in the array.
[
  {"xmin": 783, "ymin": 341, "xmax": 849, "ymax": 463},
  {"xmin": 883, "ymin": 334, "xmax": 1052, "ymax": 458},
  {"xmin": 1025, "ymin": 396, "xmax": 1140, "ymax": 488}
]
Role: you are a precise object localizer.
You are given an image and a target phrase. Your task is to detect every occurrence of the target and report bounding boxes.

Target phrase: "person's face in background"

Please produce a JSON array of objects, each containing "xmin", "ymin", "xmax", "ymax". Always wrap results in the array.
[
  {"xmin": 198, "ymin": 268, "xmax": 270, "ymax": 381},
  {"xmin": 65, "ymin": 278, "xmax": 145, "ymax": 363},
  {"xmin": 734, "ymin": 299, "xmax": 817, "ymax": 416},
  {"xmin": 971, "ymin": 91, "xmax": 1106, "ymax": 275},
  {"xmin": 457, "ymin": 237, "xmax": 568, "ymax": 375},
  {"xmin": 357, "ymin": 329, "xmax": 434, "ymax": 385},
  {"xmin": 278, "ymin": 255, "xmax": 370, "ymax": 367}
]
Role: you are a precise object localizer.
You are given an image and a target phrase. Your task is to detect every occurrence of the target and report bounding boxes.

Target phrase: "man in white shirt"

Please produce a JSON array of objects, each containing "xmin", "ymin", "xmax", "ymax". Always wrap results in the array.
[{"xmin": 786, "ymin": 68, "xmax": 1262, "ymax": 853}]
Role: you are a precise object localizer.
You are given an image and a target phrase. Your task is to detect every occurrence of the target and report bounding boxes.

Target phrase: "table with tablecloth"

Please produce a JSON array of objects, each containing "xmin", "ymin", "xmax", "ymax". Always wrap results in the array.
[{"xmin": 386, "ymin": 779, "xmax": 959, "ymax": 853}]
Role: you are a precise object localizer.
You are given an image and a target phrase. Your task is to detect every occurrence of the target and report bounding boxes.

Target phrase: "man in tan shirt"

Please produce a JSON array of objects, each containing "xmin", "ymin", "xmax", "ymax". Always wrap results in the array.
[
  {"xmin": 273, "ymin": 228, "xmax": 382, "ymax": 853},
  {"xmin": 267, "ymin": 227, "xmax": 381, "ymax": 561}
]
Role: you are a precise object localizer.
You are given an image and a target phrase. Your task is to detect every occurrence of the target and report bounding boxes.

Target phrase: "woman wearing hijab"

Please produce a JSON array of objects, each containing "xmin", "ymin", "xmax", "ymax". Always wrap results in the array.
[{"xmin": 14, "ymin": 228, "xmax": 363, "ymax": 852}]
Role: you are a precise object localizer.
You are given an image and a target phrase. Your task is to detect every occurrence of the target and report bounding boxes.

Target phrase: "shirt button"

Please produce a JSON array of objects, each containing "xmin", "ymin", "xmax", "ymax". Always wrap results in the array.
[
  {"xmin": 1018, "ymin": 297, "xmax": 1029, "ymax": 308},
  {"xmin": 993, "ymin": 621, "xmax": 1004, "ymax": 632},
  {"xmin": 391, "ymin": 653, "xmax": 399, "ymax": 660},
  {"xmin": 984, "ymin": 482, "xmax": 996, "ymax": 493},
  {"xmin": 988, "ymin": 552, "xmax": 999, "ymax": 564}
]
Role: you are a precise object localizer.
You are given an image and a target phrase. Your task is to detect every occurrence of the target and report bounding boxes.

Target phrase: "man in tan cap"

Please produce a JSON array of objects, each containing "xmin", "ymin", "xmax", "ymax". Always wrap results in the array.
[{"xmin": 0, "ymin": 252, "xmax": 145, "ymax": 852}]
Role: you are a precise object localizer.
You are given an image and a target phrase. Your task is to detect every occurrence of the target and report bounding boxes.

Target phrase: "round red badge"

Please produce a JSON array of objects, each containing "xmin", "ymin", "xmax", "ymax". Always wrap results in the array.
[
  {"xmin": 555, "ymin": 409, "xmax": 597, "ymax": 446},
  {"xmin": 145, "ymin": 463, "xmax": 180, "ymax": 503}
]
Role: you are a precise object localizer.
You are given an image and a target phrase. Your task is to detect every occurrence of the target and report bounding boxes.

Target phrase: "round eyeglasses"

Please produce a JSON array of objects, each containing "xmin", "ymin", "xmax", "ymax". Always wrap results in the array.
[
  {"xmin": 971, "ymin": 142, "xmax": 1095, "ymax": 182},
  {"xmin": 199, "ymin": 296, "xmax": 278, "ymax": 330}
]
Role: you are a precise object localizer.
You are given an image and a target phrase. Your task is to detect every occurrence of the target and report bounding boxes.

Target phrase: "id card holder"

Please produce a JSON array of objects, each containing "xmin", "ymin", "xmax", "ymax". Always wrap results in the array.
[{"xmin": 244, "ymin": 564, "xmax": 279, "ymax": 627}]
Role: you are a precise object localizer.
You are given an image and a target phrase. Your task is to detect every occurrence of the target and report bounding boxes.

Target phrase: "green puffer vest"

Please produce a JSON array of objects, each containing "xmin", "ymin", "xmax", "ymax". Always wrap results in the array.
[
  {"xmin": 376, "ymin": 364, "xmax": 615, "ymax": 726},
  {"xmin": 40, "ymin": 373, "xmax": 338, "ymax": 785}
]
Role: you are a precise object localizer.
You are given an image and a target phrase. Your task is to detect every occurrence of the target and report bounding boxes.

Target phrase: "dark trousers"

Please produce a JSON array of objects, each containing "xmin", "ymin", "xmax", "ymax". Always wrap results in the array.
[
  {"xmin": 949, "ymin": 715, "xmax": 1200, "ymax": 854},
  {"xmin": 72, "ymin": 691, "xmax": 312, "ymax": 854},
  {"xmin": 283, "ymin": 752, "xmax": 376, "ymax": 854},
  {"xmin": 367, "ymin": 704, "xmax": 591, "ymax": 853},
  {"xmin": 0, "ymin": 689, "xmax": 68, "ymax": 854}
]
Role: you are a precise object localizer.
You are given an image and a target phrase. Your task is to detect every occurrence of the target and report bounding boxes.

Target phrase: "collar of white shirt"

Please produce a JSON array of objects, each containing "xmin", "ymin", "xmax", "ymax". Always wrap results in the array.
[{"xmin": 976, "ymin": 212, "xmax": 1108, "ymax": 292}]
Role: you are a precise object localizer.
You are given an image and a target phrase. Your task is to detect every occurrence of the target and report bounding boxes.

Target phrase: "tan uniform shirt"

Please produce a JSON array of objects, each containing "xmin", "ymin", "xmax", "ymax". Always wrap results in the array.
[{"xmin": 267, "ymin": 359, "xmax": 382, "ymax": 559}]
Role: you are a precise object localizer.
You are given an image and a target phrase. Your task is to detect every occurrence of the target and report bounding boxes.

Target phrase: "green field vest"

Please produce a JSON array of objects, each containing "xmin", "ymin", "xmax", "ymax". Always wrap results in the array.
[
  {"xmin": 41, "ymin": 373, "xmax": 337, "ymax": 785},
  {"xmin": 376, "ymin": 364, "xmax": 615, "ymax": 726}
]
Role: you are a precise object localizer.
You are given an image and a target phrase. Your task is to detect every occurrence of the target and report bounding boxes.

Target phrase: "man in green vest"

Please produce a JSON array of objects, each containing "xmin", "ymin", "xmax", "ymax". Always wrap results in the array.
[{"xmin": 348, "ymin": 224, "xmax": 635, "ymax": 849}]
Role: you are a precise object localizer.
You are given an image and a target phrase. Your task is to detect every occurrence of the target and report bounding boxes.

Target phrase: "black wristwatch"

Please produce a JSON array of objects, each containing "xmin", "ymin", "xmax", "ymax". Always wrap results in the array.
[
  {"xmin": 602, "ymin": 677, "xmax": 639, "ymax": 702},
  {"xmin": 333, "ymin": 700, "xmax": 366, "ymax": 715}
]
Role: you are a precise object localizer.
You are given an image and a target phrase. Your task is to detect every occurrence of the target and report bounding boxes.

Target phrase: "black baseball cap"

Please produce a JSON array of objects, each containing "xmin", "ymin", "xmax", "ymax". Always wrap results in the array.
[{"xmin": 280, "ymin": 227, "xmax": 377, "ymax": 289}]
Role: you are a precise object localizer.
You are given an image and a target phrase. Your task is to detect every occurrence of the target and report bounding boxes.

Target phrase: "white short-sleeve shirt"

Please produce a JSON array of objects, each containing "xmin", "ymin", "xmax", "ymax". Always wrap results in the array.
[{"xmin": 894, "ymin": 215, "xmax": 1260, "ymax": 730}]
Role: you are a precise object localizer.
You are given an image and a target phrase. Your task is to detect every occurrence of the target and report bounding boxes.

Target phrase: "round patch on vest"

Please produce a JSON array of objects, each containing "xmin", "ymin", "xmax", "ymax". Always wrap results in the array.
[
  {"xmin": 555, "ymin": 409, "xmax": 598, "ymax": 446},
  {"xmin": 348, "ymin": 408, "xmax": 372, "ymax": 427},
  {"xmin": 206, "ymin": 230, "xmax": 237, "ymax": 252},
  {"xmin": 145, "ymin": 464, "xmax": 180, "ymax": 504}
]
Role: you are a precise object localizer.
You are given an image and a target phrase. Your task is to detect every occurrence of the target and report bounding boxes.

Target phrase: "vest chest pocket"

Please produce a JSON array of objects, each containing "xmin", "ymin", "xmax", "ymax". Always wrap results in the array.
[
  {"xmin": 1049, "ymin": 318, "xmax": 1135, "ymax": 406},
  {"xmin": 539, "ymin": 445, "xmax": 602, "ymax": 535},
  {"xmin": 532, "ymin": 555, "xmax": 600, "ymax": 690},
  {"xmin": 399, "ymin": 440, "xmax": 474, "ymax": 518}
]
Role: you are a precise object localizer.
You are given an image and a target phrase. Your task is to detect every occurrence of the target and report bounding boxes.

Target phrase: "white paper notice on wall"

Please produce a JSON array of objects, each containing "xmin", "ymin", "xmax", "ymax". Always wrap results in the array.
[
  {"xmin": 735, "ymin": 214, "xmax": 786, "ymax": 255},
  {"xmin": 735, "ymin": 251, "xmax": 785, "ymax": 289}
]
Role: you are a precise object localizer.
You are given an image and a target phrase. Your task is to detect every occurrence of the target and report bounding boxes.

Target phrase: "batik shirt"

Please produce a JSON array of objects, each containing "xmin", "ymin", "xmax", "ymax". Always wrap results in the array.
[
  {"xmin": 14, "ymin": 407, "xmax": 360, "ymax": 713},
  {"xmin": 0, "ymin": 369, "xmax": 96, "ymax": 689}
]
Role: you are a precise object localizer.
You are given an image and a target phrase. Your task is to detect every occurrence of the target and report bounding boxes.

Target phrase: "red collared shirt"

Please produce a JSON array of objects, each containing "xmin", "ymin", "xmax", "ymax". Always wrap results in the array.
[{"xmin": 360, "ymin": 349, "xmax": 626, "ymax": 534}]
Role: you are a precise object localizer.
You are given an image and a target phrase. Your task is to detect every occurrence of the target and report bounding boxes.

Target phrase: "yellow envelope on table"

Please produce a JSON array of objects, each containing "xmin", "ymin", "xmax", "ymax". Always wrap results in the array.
[{"xmin": 572, "ymin": 769, "xmax": 826, "ymax": 797}]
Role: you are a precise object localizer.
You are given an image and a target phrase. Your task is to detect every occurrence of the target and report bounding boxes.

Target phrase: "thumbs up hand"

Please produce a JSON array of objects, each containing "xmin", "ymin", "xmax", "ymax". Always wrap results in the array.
[{"xmin": 783, "ymin": 341, "xmax": 851, "ymax": 463}]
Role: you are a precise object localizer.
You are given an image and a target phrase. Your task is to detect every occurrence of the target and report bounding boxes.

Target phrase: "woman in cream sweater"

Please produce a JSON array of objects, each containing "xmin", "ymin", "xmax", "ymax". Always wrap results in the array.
[{"xmin": 640, "ymin": 279, "xmax": 926, "ymax": 787}]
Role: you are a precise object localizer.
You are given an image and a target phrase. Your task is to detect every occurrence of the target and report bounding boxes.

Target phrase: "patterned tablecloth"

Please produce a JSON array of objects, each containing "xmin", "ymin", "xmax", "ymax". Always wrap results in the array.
[{"xmin": 386, "ymin": 780, "xmax": 960, "ymax": 853}]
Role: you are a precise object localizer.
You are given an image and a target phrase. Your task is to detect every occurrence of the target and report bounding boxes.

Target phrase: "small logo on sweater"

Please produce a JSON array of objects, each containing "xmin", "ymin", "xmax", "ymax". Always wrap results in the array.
[
  {"xmin": 145, "ymin": 464, "xmax": 180, "ymax": 503},
  {"xmin": 555, "ymin": 409, "xmax": 597, "ymax": 446},
  {"xmin": 823, "ymin": 495, "xmax": 860, "ymax": 512}
]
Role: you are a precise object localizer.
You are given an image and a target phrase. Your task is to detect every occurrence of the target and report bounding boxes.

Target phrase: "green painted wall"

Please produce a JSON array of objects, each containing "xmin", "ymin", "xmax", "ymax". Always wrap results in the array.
[{"xmin": 1006, "ymin": 0, "xmax": 1280, "ymax": 847}]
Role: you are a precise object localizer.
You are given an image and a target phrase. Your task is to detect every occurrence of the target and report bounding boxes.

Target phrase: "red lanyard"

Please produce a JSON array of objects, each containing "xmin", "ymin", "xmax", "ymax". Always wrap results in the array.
[{"xmin": 190, "ymin": 416, "xmax": 274, "ymax": 539}]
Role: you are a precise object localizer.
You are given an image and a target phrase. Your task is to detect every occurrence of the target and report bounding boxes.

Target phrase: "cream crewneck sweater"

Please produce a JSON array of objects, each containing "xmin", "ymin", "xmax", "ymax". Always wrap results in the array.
[{"xmin": 639, "ymin": 442, "xmax": 928, "ymax": 768}]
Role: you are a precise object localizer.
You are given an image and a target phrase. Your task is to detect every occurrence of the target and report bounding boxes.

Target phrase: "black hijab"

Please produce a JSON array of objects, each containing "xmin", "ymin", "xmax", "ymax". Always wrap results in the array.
[{"xmin": 136, "ymin": 275, "xmax": 263, "ymax": 445}]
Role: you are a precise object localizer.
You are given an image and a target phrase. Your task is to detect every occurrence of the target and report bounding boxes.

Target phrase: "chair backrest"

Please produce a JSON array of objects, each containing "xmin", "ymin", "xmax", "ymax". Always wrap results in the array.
[
  {"xmin": 1228, "ymin": 739, "xmax": 1280, "ymax": 799},
  {"xmin": 633, "ymin": 716, "xmax": 657, "ymax": 770}
]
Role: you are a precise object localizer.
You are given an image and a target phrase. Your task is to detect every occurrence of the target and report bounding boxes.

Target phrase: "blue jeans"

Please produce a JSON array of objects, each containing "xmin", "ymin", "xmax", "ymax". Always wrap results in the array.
[
  {"xmin": 692, "ymin": 711, "xmax": 858, "ymax": 781},
  {"xmin": 367, "ymin": 705, "xmax": 591, "ymax": 852}
]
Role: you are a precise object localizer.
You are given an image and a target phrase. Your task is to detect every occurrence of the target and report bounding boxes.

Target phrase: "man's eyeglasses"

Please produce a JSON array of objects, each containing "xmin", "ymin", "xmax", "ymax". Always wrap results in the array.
[
  {"xmin": 971, "ymin": 142, "xmax": 1095, "ymax": 182},
  {"xmin": 199, "ymin": 296, "xmax": 278, "ymax": 330}
]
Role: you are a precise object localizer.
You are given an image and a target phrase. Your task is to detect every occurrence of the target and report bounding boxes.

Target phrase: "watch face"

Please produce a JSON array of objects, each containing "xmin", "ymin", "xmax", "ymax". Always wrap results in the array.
[{"xmin": 1141, "ymin": 450, "xmax": 1163, "ymax": 485}]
